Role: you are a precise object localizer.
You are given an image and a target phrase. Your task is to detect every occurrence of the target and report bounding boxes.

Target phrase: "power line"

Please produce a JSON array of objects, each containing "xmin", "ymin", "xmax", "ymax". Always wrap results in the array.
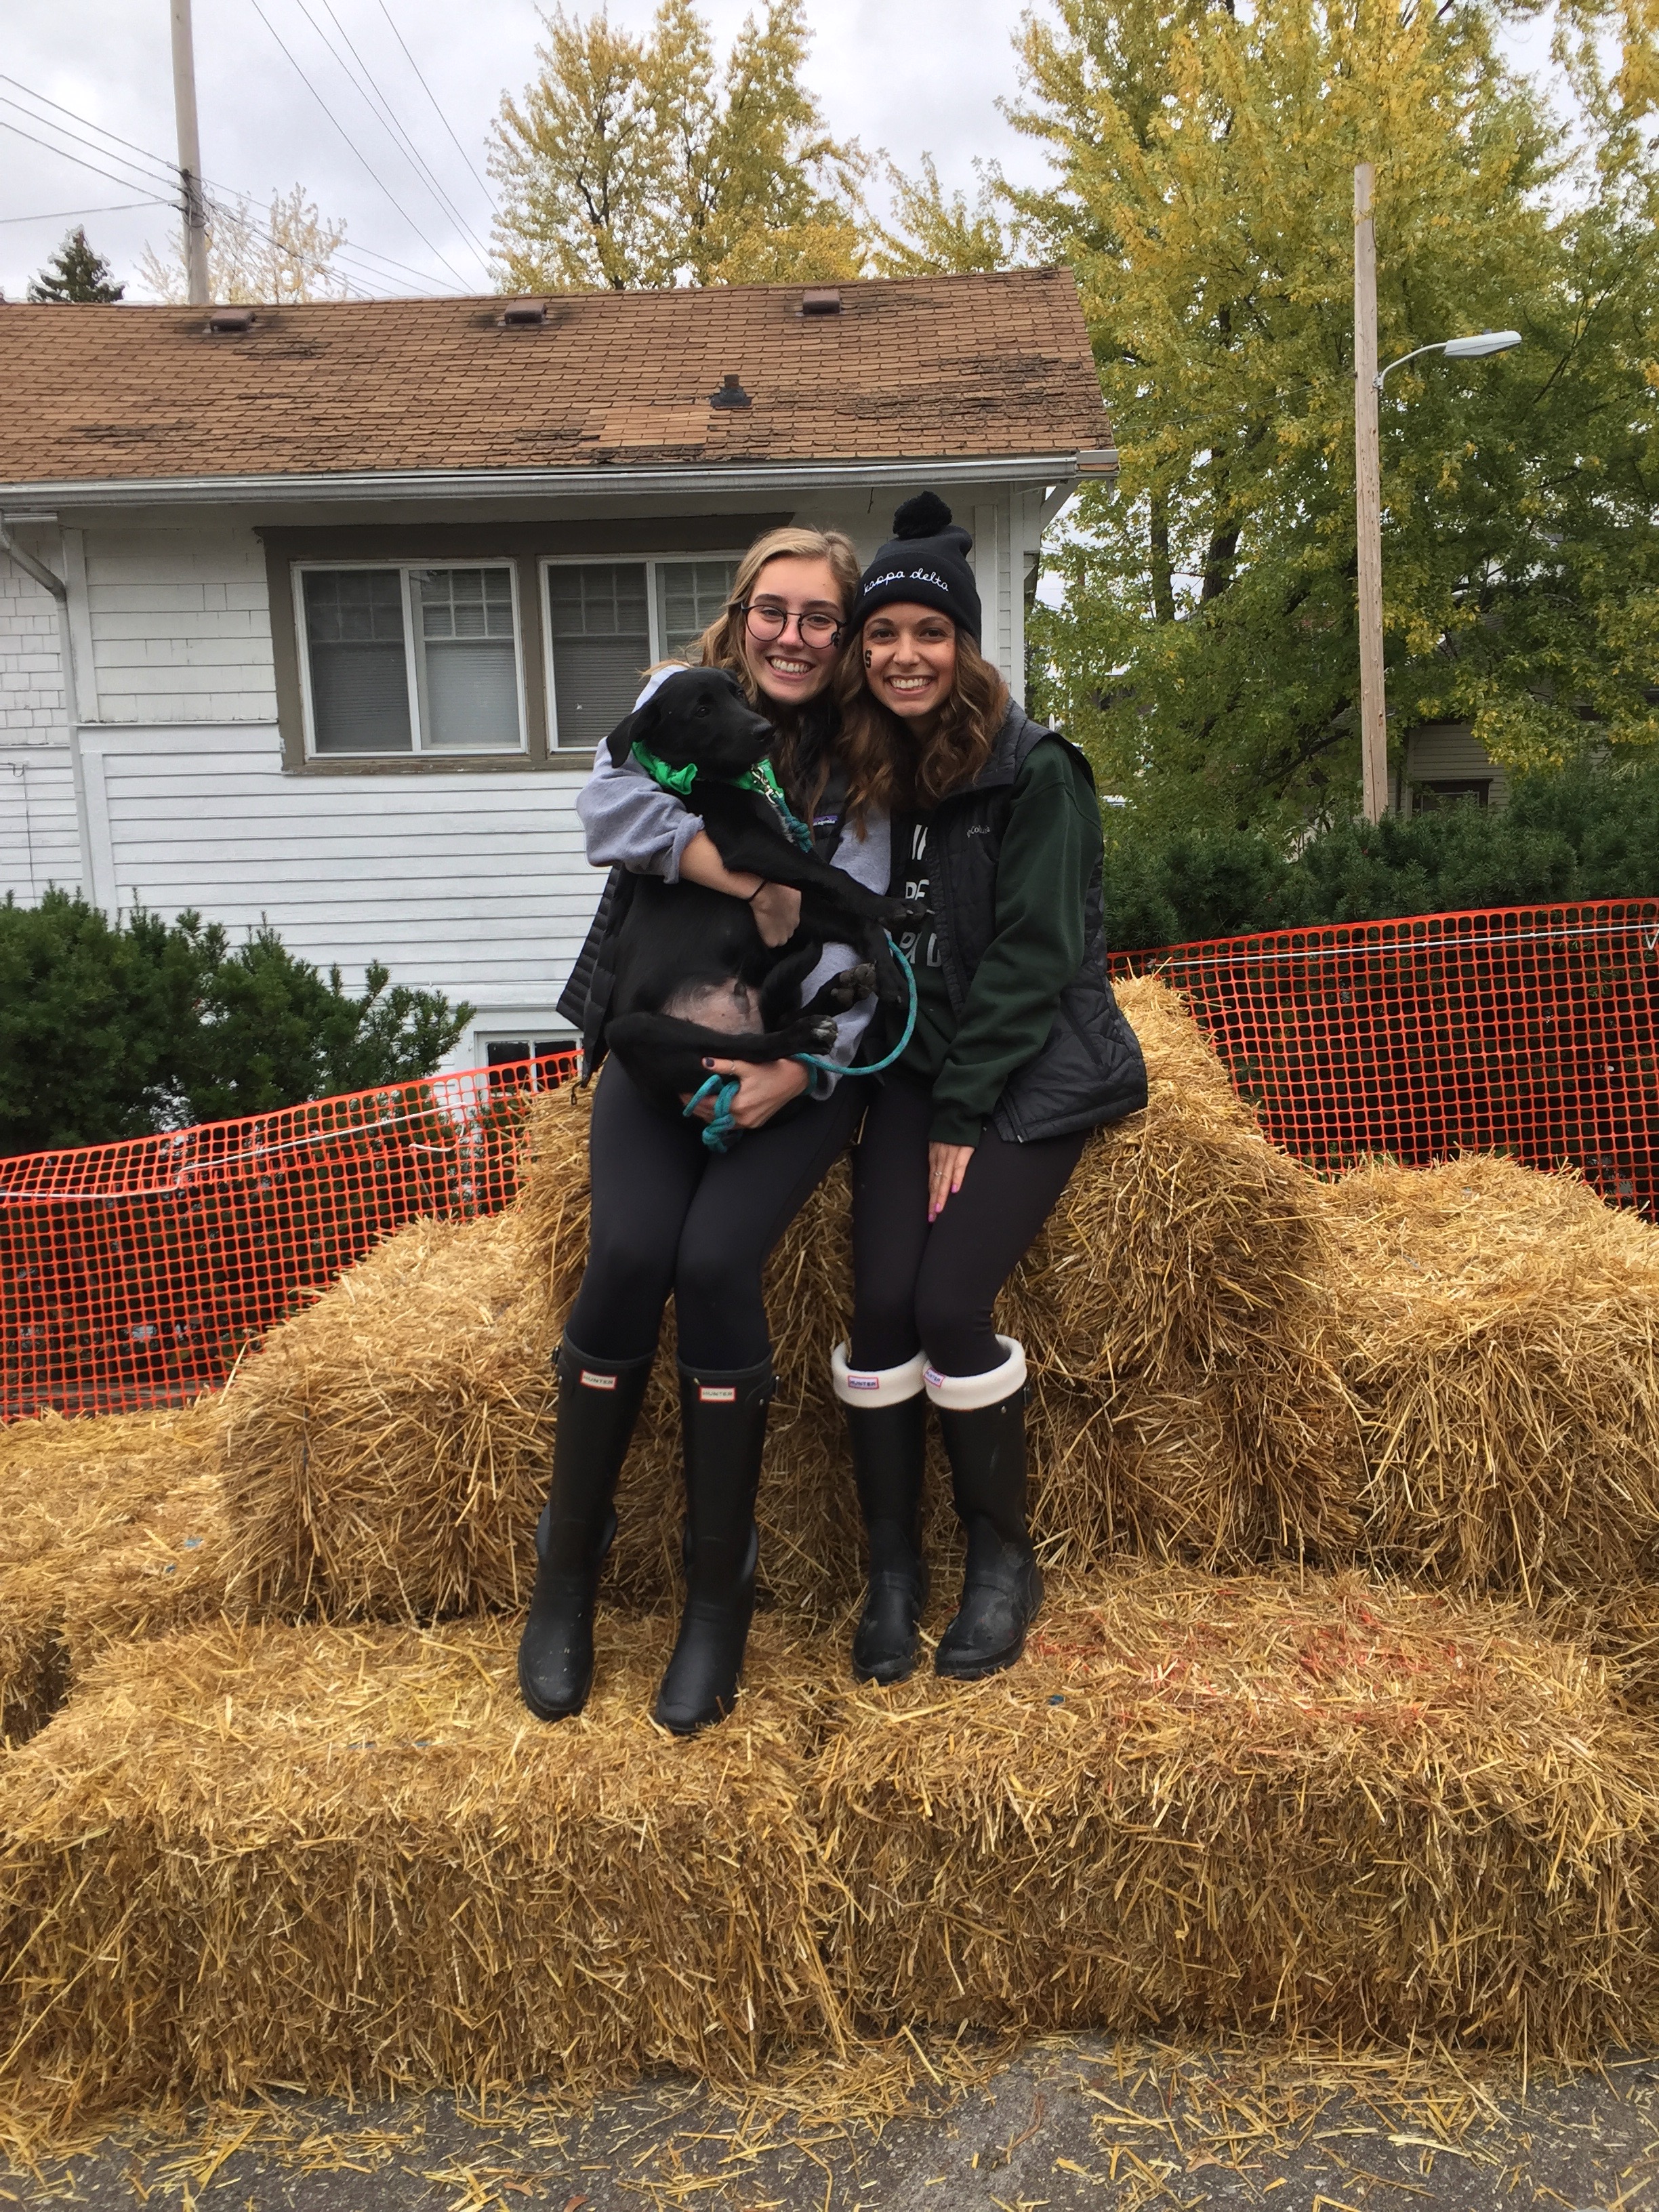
[
  {"xmin": 245, "ymin": 0, "xmax": 476, "ymax": 290},
  {"xmin": 300, "ymin": 0, "xmax": 495, "ymax": 272},
  {"xmin": 371, "ymin": 0, "xmax": 499, "ymax": 215},
  {"xmin": 0, "ymin": 72, "xmax": 469, "ymax": 298},
  {"xmin": 0, "ymin": 201, "xmax": 169, "ymax": 226},
  {"xmin": 0, "ymin": 115, "xmax": 177, "ymax": 205}
]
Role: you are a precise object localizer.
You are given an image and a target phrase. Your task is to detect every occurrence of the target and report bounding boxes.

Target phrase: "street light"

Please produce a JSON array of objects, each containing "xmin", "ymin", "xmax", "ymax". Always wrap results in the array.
[
  {"xmin": 1353, "ymin": 159, "xmax": 1521, "ymax": 823},
  {"xmin": 1378, "ymin": 330, "xmax": 1524, "ymax": 389}
]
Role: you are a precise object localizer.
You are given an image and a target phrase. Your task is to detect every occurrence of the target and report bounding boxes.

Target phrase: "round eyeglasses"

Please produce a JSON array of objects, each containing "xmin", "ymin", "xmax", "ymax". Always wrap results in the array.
[{"xmin": 734, "ymin": 600, "xmax": 843, "ymax": 647}]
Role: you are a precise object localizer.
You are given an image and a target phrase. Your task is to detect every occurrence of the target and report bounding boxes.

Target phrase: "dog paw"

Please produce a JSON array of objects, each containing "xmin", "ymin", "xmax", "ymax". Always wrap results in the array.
[
  {"xmin": 826, "ymin": 963, "xmax": 878, "ymax": 1008},
  {"xmin": 800, "ymin": 1017, "xmax": 838, "ymax": 1050}
]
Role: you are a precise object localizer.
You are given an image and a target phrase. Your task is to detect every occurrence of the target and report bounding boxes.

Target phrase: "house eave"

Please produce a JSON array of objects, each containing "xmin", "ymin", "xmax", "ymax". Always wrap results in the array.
[{"xmin": 0, "ymin": 451, "xmax": 1107, "ymax": 514}]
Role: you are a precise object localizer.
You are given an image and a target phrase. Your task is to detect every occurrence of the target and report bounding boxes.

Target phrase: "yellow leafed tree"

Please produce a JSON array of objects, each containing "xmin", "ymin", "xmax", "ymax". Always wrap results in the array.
[{"xmin": 490, "ymin": 0, "xmax": 867, "ymax": 291}]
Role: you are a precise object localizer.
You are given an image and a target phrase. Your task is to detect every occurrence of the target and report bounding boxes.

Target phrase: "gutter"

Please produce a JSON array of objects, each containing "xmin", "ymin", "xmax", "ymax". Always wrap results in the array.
[
  {"xmin": 0, "ymin": 513, "xmax": 100, "ymax": 914},
  {"xmin": 0, "ymin": 447, "xmax": 1118, "ymax": 513}
]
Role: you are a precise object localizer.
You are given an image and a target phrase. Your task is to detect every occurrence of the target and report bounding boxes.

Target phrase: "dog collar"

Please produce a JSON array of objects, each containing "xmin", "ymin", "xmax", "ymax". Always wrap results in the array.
[{"xmin": 630, "ymin": 743, "xmax": 811, "ymax": 849}]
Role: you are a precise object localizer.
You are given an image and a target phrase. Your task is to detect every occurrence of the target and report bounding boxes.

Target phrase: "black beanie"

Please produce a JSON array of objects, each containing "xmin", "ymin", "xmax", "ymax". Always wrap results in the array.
[{"xmin": 851, "ymin": 492, "xmax": 981, "ymax": 643}]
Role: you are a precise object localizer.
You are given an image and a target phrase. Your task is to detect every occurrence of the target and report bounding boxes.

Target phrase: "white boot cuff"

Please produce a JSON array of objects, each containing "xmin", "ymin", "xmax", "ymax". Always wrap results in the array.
[
  {"xmin": 831, "ymin": 1343, "xmax": 928, "ymax": 1407},
  {"xmin": 923, "ymin": 1336, "xmax": 1027, "ymax": 1412}
]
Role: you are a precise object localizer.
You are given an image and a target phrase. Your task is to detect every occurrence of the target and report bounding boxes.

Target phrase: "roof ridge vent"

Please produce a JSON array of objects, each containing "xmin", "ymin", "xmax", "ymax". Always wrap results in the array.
[
  {"xmin": 800, "ymin": 287, "xmax": 841, "ymax": 316},
  {"xmin": 207, "ymin": 306, "xmax": 255, "ymax": 335},
  {"xmin": 501, "ymin": 298, "xmax": 547, "ymax": 327},
  {"xmin": 710, "ymin": 372, "xmax": 752, "ymax": 410}
]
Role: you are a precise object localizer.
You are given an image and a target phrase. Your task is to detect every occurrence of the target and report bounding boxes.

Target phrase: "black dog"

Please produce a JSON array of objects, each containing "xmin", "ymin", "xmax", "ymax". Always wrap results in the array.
[{"xmin": 600, "ymin": 668, "xmax": 914, "ymax": 1118}]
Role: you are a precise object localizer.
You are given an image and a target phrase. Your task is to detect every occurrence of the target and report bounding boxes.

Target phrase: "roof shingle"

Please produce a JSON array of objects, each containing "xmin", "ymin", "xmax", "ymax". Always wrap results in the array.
[{"xmin": 0, "ymin": 270, "xmax": 1110, "ymax": 488}]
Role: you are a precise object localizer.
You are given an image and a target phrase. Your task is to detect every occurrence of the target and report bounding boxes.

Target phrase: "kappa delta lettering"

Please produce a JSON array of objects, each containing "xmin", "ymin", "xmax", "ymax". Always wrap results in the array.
[{"xmin": 896, "ymin": 820, "xmax": 941, "ymax": 973}]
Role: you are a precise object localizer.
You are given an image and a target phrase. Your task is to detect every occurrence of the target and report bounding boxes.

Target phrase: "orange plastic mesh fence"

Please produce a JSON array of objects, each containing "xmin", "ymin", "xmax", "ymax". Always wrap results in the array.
[
  {"xmin": 1113, "ymin": 899, "xmax": 1659, "ymax": 1208},
  {"xmin": 5, "ymin": 899, "xmax": 1659, "ymax": 1420},
  {"xmin": 1, "ymin": 1052, "xmax": 577, "ymax": 1420}
]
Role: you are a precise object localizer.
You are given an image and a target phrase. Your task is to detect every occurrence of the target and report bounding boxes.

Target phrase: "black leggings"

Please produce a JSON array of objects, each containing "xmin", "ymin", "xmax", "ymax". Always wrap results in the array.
[
  {"xmin": 567, "ymin": 1058, "xmax": 865, "ymax": 1371},
  {"xmin": 849, "ymin": 1078, "xmax": 1086, "ymax": 1379}
]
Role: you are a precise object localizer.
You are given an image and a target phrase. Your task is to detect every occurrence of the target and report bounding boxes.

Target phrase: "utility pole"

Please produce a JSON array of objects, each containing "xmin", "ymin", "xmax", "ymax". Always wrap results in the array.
[
  {"xmin": 171, "ymin": 0, "xmax": 210, "ymax": 306},
  {"xmin": 1353, "ymin": 161, "xmax": 1388, "ymax": 824}
]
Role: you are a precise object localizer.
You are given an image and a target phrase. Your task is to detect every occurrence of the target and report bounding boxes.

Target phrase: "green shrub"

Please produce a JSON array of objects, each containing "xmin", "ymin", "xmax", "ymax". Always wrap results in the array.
[
  {"xmin": 0, "ymin": 893, "xmax": 472, "ymax": 1155},
  {"xmin": 1104, "ymin": 756, "xmax": 1659, "ymax": 950}
]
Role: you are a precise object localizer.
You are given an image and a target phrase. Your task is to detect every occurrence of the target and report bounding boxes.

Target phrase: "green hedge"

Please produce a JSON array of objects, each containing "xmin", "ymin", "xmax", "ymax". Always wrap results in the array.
[
  {"xmin": 0, "ymin": 893, "xmax": 472, "ymax": 1155},
  {"xmin": 1105, "ymin": 757, "xmax": 1659, "ymax": 951}
]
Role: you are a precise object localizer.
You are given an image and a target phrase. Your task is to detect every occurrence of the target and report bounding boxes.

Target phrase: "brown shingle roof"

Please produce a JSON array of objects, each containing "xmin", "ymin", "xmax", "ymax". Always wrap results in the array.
[{"xmin": 0, "ymin": 270, "xmax": 1110, "ymax": 488}]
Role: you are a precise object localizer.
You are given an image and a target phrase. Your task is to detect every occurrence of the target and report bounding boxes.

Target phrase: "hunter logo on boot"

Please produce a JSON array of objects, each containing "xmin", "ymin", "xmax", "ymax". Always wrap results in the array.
[
  {"xmin": 579, "ymin": 1371, "xmax": 619, "ymax": 1389},
  {"xmin": 698, "ymin": 1385, "xmax": 737, "ymax": 1402}
]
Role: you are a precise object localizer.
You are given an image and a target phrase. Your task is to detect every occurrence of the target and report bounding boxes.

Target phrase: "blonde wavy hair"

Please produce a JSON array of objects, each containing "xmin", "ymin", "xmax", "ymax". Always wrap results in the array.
[
  {"xmin": 683, "ymin": 525, "xmax": 861, "ymax": 804},
  {"xmin": 834, "ymin": 623, "xmax": 1010, "ymax": 820}
]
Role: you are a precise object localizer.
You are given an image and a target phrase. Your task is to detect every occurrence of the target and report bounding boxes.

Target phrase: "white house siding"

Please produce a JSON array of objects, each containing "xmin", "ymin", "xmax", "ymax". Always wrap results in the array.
[
  {"xmin": 0, "ymin": 747, "xmax": 80, "ymax": 903},
  {"xmin": 85, "ymin": 525, "xmax": 276, "ymax": 725},
  {"xmin": 0, "ymin": 552, "xmax": 65, "ymax": 735},
  {"xmin": 81, "ymin": 722, "xmax": 596, "ymax": 1067},
  {"xmin": 0, "ymin": 487, "xmax": 1054, "ymax": 1076},
  {"xmin": 0, "ymin": 549, "xmax": 82, "ymax": 903}
]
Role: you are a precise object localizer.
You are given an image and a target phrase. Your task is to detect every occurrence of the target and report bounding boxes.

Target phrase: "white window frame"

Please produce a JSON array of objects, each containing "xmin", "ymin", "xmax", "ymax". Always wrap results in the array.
[
  {"xmin": 293, "ymin": 559, "xmax": 530, "ymax": 760},
  {"xmin": 539, "ymin": 552, "xmax": 747, "ymax": 750}
]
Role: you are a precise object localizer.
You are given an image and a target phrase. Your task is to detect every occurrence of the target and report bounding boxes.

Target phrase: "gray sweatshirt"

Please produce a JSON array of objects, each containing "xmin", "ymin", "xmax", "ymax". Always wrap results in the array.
[{"xmin": 576, "ymin": 669, "xmax": 888, "ymax": 1084}]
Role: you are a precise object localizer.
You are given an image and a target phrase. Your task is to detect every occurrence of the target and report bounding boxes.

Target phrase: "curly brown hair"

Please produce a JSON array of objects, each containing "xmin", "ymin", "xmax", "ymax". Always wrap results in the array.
[{"xmin": 833, "ymin": 623, "xmax": 1010, "ymax": 821}]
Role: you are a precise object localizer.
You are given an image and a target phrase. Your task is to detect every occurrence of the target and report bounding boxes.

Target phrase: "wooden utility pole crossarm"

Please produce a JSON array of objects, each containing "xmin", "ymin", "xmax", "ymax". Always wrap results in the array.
[{"xmin": 1353, "ymin": 161, "xmax": 1388, "ymax": 823}]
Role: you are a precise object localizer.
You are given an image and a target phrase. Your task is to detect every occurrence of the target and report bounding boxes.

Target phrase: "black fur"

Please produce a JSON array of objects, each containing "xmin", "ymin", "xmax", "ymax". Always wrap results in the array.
[{"xmin": 602, "ymin": 668, "xmax": 915, "ymax": 1116}]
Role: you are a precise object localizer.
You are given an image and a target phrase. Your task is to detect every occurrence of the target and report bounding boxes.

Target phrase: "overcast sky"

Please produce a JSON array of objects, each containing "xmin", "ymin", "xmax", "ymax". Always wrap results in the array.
[{"xmin": 0, "ymin": 0, "xmax": 1052, "ymax": 302}]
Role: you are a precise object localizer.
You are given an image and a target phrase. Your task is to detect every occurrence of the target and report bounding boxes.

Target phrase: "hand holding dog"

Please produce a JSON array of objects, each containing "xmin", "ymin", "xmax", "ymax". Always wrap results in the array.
[
  {"xmin": 687, "ymin": 1057, "xmax": 811, "ymax": 1130},
  {"xmin": 747, "ymin": 881, "xmax": 802, "ymax": 948}
]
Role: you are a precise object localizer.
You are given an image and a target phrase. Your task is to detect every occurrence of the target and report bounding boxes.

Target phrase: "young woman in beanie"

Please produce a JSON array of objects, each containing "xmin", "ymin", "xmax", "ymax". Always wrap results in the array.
[
  {"xmin": 830, "ymin": 493, "xmax": 1147, "ymax": 1686},
  {"xmin": 519, "ymin": 525, "xmax": 886, "ymax": 1736}
]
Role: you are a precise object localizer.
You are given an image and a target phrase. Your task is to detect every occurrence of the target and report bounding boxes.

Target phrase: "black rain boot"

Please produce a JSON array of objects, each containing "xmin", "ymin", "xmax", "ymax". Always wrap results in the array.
[
  {"xmin": 832, "ymin": 1343, "xmax": 929, "ymax": 1685},
  {"xmin": 929, "ymin": 1336, "xmax": 1044, "ymax": 1682},
  {"xmin": 518, "ymin": 1336, "xmax": 654, "ymax": 1721},
  {"xmin": 653, "ymin": 1355, "xmax": 775, "ymax": 1736}
]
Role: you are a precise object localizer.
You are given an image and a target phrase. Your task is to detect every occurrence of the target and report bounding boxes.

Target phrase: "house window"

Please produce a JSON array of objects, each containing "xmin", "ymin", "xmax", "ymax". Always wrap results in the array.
[
  {"xmin": 543, "ymin": 556, "xmax": 739, "ymax": 746},
  {"xmin": 1412, "ymin": 778, "xmax": 1492, "ymax": 813},
  {"xmin": 484, "ymin": 1037, "xmax": 574, "ymax": 1093},
  {"xmin": 296, "ymin": 564, "xmax": 526, "ymax": 756}
]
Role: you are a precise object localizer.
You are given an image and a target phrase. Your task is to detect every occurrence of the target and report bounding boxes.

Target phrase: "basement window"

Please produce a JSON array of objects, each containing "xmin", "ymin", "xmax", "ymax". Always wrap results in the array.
[
  {"xmin": 295, "ymin": 563, "xmax": 527, "ymax": 756},
  {"xmin": 540, "ymin": 556, "xmax": 739, "ymax": 747}
]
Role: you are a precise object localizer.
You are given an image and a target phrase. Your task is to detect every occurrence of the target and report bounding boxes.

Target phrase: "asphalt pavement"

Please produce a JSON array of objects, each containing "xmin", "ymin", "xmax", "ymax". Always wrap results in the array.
[{"xmin": 5, "ymin": 2034, "xmax": 1658, "ymax": 2210}]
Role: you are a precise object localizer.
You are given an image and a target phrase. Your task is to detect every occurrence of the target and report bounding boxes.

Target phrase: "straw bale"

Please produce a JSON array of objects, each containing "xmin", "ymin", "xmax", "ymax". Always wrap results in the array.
[
  {"xmin": 815, "ymin": 1569, "xmax": 1659, "ymax": 2053},
  {"xmin": 0, "ymin": 1612, "xmax": 842, "ymax": 2124},
  {"xmin": 0, "ymin": 1406, "xmax": 227, "ymax": 1744},
  {"xmin": 1328, "ymin": 1155, "xmax": 1659, "ymax": 1598},
  {"xmin": 219, "ymin": 1210, "xmax": 557, "ymax": 1620},
  {"xmin": 1001, "ymin": 977, "xmax": 1361, "ymax": 1567}
]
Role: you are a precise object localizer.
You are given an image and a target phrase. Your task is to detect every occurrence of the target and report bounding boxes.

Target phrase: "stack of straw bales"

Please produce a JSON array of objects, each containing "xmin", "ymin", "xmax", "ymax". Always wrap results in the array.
[
  {"xmin": 0, "ymin": 1406, "xmax": 226, "ymax": 1744},
  {"xmin": 0, "ymin": 1614, "xmax": 840, "ymax": 2116},
  {"xmin": 1327, "ymin": 1155, "xmax": 1659, "ymax": 1599},
  {"xmin": 216, "ymin": 976, "xmax": 1365, "ymax": 1630},
  {"xmin": 815, "ymin": 1570, "xmax": 1659, "ymax": 2049},
  {"xmin": 4, "ymin": 1573, "xmax": 1657, "ymax": 2124}
]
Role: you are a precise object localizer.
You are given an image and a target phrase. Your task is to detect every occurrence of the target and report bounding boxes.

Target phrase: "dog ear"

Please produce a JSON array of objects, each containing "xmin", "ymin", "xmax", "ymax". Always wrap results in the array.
[{"xmin": 605, "ymin": 712, "xmax": 637, "ymax": 767}]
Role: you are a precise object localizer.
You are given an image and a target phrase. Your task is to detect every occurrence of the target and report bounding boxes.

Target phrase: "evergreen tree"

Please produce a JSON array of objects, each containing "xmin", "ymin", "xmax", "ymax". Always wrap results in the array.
[
  {"xmin": 26, "ymin": 227, "xmax": 125, "ymax": 304},
  {"xmin": 0, "ymin": 893, "xmax": 472, "ymax": 1155}
]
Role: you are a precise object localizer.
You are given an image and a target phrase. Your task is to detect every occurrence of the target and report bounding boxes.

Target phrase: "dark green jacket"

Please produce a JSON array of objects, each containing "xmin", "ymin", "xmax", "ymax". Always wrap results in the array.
[{"xmin": 884, "ymin": 704, "xmax": 1147, "ymax": 1146}]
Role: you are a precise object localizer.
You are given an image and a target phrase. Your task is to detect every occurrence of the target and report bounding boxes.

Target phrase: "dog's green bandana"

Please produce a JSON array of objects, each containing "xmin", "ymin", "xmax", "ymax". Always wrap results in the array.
[{"xmin": 630, "ymin": 743, "xmax": 810, "ymax": 851}]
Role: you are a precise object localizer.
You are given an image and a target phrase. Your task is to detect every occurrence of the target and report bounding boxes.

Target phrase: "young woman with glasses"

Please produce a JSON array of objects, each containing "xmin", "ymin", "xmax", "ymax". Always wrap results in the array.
[
  {"xmin": 519, "ymin": 525, "xmax": 887, "ymax": 1736},
  {"xmin": 827, "ymin": 495, "xmax": 1147, "ymax": 1689}
]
